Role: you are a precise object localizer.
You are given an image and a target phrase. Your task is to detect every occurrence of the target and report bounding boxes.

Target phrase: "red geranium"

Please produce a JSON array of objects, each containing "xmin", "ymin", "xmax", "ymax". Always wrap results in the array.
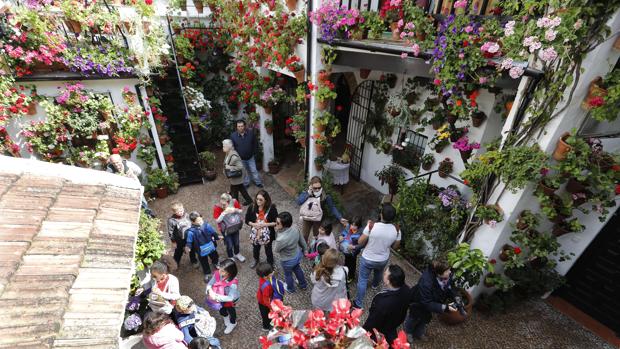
[{"xmin": 514, "ymin": 247, "xmax": 522, "ymax": 255}]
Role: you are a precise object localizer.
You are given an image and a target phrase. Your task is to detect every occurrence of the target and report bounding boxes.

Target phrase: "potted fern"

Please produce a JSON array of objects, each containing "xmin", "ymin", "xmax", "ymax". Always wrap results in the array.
[{"xmin": 199, "ymin": 150, "xmax": 217, "ymax": 181}]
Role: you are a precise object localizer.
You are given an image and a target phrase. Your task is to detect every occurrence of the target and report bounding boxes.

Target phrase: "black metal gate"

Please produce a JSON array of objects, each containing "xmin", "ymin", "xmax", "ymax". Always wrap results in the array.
[
  {"xmin": 554, "ymin": 209, "xmax": 620, "ymax": 336},
  {"xmin": 346, "ymin": 80, "xmax": 375, "ymax": 180}
]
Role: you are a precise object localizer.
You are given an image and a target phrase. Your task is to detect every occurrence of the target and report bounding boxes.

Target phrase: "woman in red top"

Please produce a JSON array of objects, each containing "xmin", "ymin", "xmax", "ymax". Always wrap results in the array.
[{"xmin": 213, "ymin": 193, "xmax": 245, "ymax": 262}]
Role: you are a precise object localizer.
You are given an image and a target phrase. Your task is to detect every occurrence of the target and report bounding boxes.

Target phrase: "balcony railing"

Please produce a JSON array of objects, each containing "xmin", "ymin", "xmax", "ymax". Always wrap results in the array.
[{"xmin": 339, "ymin": 0, "xmax": 500, "ymax": 16}]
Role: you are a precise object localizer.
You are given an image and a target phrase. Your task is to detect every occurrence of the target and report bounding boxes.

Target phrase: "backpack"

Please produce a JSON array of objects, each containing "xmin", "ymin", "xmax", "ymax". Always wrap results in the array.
[
  {"xmin": 220, "ymin": 212, "xmax": 243, "ymax": 235},
  {"xmin": 300, "ymin": 196, "xmax": 323, "ymax": 222},
  {"xmin": 261, "ymin": 276, "xmax": 286, "ymax": 301},
  {"xmin": 194, "ymin": 307, "xmax": 217, "ymax": 338},
  {"xmin": 206, "ymin": 271, "xmax": 239, "ymax": 310}
]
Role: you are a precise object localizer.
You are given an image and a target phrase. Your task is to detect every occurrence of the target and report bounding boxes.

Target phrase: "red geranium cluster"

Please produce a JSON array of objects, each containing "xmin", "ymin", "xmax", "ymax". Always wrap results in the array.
[
  {"xmin": 260, "ymin": 299, "xmax": 410, "ymax": 349},
  {"xmin": 113, "ymin": 135, "xmax": 138, "ymax": 156},
  {"xmin": 587, "ymin": 96, "xmax": 605, "ymax": 108}
]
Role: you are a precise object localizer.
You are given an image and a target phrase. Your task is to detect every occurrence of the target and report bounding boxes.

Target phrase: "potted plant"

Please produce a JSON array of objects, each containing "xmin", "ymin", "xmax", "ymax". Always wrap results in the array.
[
  {"xmin": 553, "ymin": 218, "xmax": 585, "ymax": 237},
  {"xmin": 146, "ymin": 169, "xmax": 170, "ymax": 198},
  {"xmin": 483, "ymin": 273, "xmax": 515, "ymax": 291},
  {"xmin": 379, "ymin": 0, "xmax": 403, "ymax": 40},
  {"xmin": 264, "ymin": 119, "xmax": 273, "ymax": 135},
  {"xmin": 538, "ymin": 171, "xmax": 561, "ymax": 196},
  {"xmin": 471, "ymin": 111, "xmax": 486, "ymax": 127},
  {"xmin": 474, "ymin": 204, "xmax": 504, "ymax": 226},
  {"xmin": 286, "ymin": 56, "xmax": 305, "ymax": 83},
  {"xmin": 312, "ymin": 133, "xmax": 329, "ymax": 155},
  {"xmin": 581, "ymin": 77, "xmax": 607, "ymax": 111},
  {"xmin": 452, "ymin": 136, "xmax": 480, "ymax": 162},
  {"xmin": 515, "ymin": 210, "xmax": 540, "ymax": 231},
  {"xmin": 443, "ymin": 243, "xmax": 492, "ymax": 324},
  {"xmin": 429, "ymin": 124, "xmax": 451, "ymax": 153},
  {"xmin": 589, "ymin": 69, "xmax": 620, "ymax": 122},
  {"xmin": 198, "ymin": 150, "xmax": 217, "ymax": 181},
  {"xmin": 375, "ymin": 164, "xmax": 405, "ymax": 195},
  {"xmin": 313, "ymin": 111, "xmax": 332, "ymax": 132},
  {"xmin": 268, "ymin": 159, "xmax": 281, "ymax": 174},
  {"xmin": 421, "ymin": 154, "xmax": 434, "ymax": 171},
  {"xmin": 315, "ymin": 83, "xmax": 337, "ymax": 110},
  {"xmin": 383, "ymin": 73, "xmax": 398, "ymax": 88},
  {"xmin": 315, "ymin": 155, "xmax": 327, "ymax": 171},
  {"xmin": 438, "ymin": 158, "xmax": 453, "ymax": 178}
]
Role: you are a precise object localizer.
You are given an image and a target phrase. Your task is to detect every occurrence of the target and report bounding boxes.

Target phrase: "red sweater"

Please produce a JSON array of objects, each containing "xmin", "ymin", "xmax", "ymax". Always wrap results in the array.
[
  {"xmin": 213, "ymin": 200, "xmax": 241, "ymax": 220},
  {"xmin": 256, "ymin": 277, "xmax": 273, "ymax": 308}
]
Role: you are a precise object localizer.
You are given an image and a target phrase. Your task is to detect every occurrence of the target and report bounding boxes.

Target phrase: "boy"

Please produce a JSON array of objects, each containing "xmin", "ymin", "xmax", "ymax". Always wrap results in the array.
[
  {"xmin": 186, "ymin": 211, "xmax": 220, "ymax": 283},
  {"xmin": 167, "ymin": 201, "xmax": 198, "ymax": 268},
  {"xmin": 256, "ymin": 262, "xmax": 285, "ymax": 331}
]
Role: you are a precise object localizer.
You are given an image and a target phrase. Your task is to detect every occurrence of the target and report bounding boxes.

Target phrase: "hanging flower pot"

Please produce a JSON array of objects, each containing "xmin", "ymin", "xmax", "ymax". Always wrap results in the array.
[
  {"xmin": 446, "ymin": 114, "xmax": 457, "ymax": 124},
  {"xmin": 293, "ymin": 69, "xmax": 305, "ymax": 83},
  {"xmin": 471, "ymin": 111, "xmax": 486, "ymax": 127},
  {"xmin": 499, "ymin": 244, "xmax": 512, "ymax": 262},
  {"xmin": 286, "ymin": 0, "xmax": 297, "ymax": 11},
  {"xmin": 359, "ymin": 69, "xmax": 371, "ymax": 79},
  {"xmin": 315, "ymin": 160, "xmax": 324, "ymax": 171},
  {"xmin": 315, "ymin": 143, "xmax": 326, "ymax": 155},
  {"xmin": 193, "ymin": 0, "xmax": 204, "ymax": 13},
  {"xmin": 552, "ymin": 132, "xmax": 571, "ymax": 161},
  {"xmin": 565, "ymin": 178, "xmax": 587, "ymax": 194},
  {"xmin": 315, "ymin": 123, "xmax": 326, "ymax": 132},
  {"xmin": 65, "ymin": 19, "xmax": 82, "ymax": 34},
  {"xmin": 390, "ymin": 22, "xmax": 400, "ymax": 40},
  {"xmin": 27, "ymin": 102, "xmax": 37, "ymax": 115},
  {"xmin": 459, "ymin": 149, "xmax": 472, "ymax": 162},
  {"xmin": 317, "ymin": 100, "xmax": 329, "ymax": 111}
]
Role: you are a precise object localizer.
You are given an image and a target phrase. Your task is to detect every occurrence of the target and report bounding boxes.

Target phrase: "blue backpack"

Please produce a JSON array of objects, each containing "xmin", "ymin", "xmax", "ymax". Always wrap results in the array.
[{"xmin": 261, "ymin": 276, "xmax": 286, "ymax": 301}]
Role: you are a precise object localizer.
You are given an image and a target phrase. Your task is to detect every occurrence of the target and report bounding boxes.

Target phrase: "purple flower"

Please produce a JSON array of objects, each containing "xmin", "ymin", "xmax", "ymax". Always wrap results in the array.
[
  {"xmin": 126, "ymin": 296, "xmax": 141, "ymax": 311},
  {"xmin": 124, "ymin": 313, "xmax": 142, "ymax": 331}
]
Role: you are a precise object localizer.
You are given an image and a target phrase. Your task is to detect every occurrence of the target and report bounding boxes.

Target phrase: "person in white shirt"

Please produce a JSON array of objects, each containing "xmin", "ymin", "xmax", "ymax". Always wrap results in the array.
[{"xmin": 353, "ymin": 203, "xmax": 401, "ymax": 308}]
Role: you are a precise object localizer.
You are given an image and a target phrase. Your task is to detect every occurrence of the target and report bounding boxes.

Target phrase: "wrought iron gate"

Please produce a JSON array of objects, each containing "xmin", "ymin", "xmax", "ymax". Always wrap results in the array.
[{"xmin": 346, "ymin": 80, "xmax": 375, "ymax": 180}]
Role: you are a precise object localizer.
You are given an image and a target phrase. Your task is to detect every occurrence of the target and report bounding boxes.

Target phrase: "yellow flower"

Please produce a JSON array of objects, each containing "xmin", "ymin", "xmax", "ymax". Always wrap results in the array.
[{"xmin": 438, "ymin": 132, "xmax": 450, "ymax": 140}]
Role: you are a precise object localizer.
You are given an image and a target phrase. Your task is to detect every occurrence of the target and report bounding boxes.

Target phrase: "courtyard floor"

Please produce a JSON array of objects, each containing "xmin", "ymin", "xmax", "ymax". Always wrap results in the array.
[{"xmin": 147, "ymin": 171, "xmax": 614, "ymax": 349}]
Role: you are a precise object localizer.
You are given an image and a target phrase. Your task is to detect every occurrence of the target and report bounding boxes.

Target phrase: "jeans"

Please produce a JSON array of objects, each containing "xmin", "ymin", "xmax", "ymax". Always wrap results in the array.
[
  {"xmin": 404, "ymin": 312, "xmax": 428, "ymax": 339},
  {"xmin": 280, "ymin": 250, "xmax": 307, "ymax": 292},
  {"xmin": 354, "ymin": 256, "xmax": 387, "ymax": 308},
  {"xmin": 253, "ymin": 241, "xmax": 274, "ymax": 265},
  {"xmin": 198, "ymin": 249, "xmax": 219, "ymax": 275},
  {"xmin": 220, "ymin": 306, "xmax": 237, "ymax": 324},
  {"xmin": 230, "ymin": 184, "xmax": 252, "ymax": 204},
  {"xmin": 173, "ymin": 238, "xmax": 197, "ymax": 265},
  {"xmin": 224, "ymin": 231, "xmax": 240, "ymax": 258},
  {"xmin": 241, "ymin": 156, "xmax": 262, "ymax": 187},
  {"xmin": 259, "ymin": 303, "xmax": 272, "ymax": 330}
]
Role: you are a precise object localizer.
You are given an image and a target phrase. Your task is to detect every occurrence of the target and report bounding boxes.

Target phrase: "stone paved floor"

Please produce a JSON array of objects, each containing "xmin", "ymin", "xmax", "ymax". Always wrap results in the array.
[{"xmin": 148, "ymin": 172, "xmax": 614, "ymax": 349}]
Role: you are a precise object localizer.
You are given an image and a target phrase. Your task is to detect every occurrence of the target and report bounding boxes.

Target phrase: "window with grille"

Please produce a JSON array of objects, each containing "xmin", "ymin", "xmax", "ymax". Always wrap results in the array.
[{"xmin": 392, "ymin": 129, "xmax": 427, "ymax": 171}]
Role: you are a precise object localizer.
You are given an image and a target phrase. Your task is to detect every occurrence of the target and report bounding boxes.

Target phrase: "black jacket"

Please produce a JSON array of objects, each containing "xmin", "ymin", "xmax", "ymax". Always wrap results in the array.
[
  {"xmin": 167, "ymin": 213, "xmax": 192, "ymax": 241},
  {"xmin": 409, "ymin": 267, "xmax": 457, "ymax": 322},
  {"xmin": 363, "ymin": 285, "xmax": 410, "ymax": 343},
  {"xmin": 245, "ymin": 203, "xmax": 278, "ymax": 241}
]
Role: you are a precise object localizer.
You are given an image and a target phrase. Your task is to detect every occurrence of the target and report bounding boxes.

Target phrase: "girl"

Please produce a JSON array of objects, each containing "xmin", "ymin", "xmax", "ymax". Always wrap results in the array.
[
  {"xmin": 339, "ymin": 216, "xmax": 363, "ymax": 282},
  {"xmin": 206, "ymin": 258, "xmax": 240, "ymax": 335},
  {"xmin": 142, "ymin": 311, "xmax": 186, "ymax": 349},
  {"xmin": 139, "ymin": 258, "xmax": 180, "ymax": 314},
  {"xmin": 245, "ymin": 190, "xmax": 278, "ymax": 269},
  {"xmin": 310, "ymin": 248, "xmax": 348, "ymax": 312},
  {"xmin": 213, "ymin": 193, "xmax": 245, "ymax": 263},
  {"xmin": 316, "ymin": 221, "xmax": 337, "ymax": 250}
]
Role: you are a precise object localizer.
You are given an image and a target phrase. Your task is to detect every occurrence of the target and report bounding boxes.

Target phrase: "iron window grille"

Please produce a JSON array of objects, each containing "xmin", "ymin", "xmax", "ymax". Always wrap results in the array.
[{"xmin": 393, "ymin": 128, "xmax": 427, "ymax": 171}]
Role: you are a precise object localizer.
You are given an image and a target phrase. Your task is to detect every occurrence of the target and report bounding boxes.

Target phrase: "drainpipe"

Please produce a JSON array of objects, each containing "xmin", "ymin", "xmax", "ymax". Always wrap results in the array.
[{"xmin": 304, "ymin": 0, "xmax": 313, "ymax": 177}]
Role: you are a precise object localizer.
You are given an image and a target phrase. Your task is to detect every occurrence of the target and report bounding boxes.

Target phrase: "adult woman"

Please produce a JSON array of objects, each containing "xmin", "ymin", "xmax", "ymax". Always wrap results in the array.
[
  {"xmin": 142, "ymin": 311, "xmax": 186, "ymax": 349},
  {"xmin": 213, "ymin": 193, "xmax": 246, "ymax": 263},
  {"xmin": 273, "ymin": 211, "xmax": 308, "ymax": 293},
  {"xmin": 245, "ymin": 190, "xmax": 278, "ymax": 269},
  {"xmin": 222, "ymin": 139, "xmax": 252, "ymax": 206},
  {"xmin": 310, "ymin": 248, "xmax": 348, "ymax": 312},
  {"xmin": 296, "ymin": 176, "xmax": 347, "ymax": 243}
]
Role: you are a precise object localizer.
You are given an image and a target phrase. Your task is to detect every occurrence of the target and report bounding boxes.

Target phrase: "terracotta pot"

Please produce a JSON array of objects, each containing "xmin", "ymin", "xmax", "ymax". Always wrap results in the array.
[
  {"xmin": 317, "ymin": 100, "xmax": 329, "ymax": 111},
  {"xmin": 565, "ymin": 178, "xmax": 587, "ymax": 194},
  {"xmin": 537, "ymin": 181, "xmax": 557, "ymax": 196},
  {"xmin": 359, "ymin": 69, "xmax": 371, "ymax": 79},
  {"xmin": 159, "ymin": 135, "xmax": 168, "ymax": 145},
  {"xmin": 298, "ymin": 137, "xmax": 306, "ymax": 148},
  {"xmin": 483, "ymin": 204, "xmax": 503, "ymax": 225},
  {"xmin": 614, "ymin": 36, "xmax": 620, "ymax": 50},
  {"xmin": 293, "ymin": 69, "xmax": 305, "ymax": 83},
  {"xmin": 156, "ymin": 187, "xmax": 169, "ymax": 199},
  {"xmin": 505, "ymin": 101, "xmax": 514, "ymax": 113},
  {"xmin": 268, "ymin": 163, "xmax": 281, "ymax": 174},
  {"xmin": 499, "ymin": 244, "xmax": 512, "ymax": 262},
  {"xmin": 285, "ymin": 0, "xmax": 297, "ymax": 11},
  {"xmin": 415, "ymin": 31, "xmax": 426, "ymax": 41},
  {"xmin": 460, "ymin": 149, "xmax": 472, "ymax": 162},
  {"xmin": 581, "ymin": 77, "xmax": 607, "ymax": 110},
  {"xmin": 432, "ymin": 120, "xmax": 443, "ymax": 130},
  {"xmin": 315, "ymin": 124, "xmax": 326, "ymax": 132},
  {"xmin": 552, "ymin": 132, "xmax": 571, "ymax": 161},
  {"xmin": 27, "ymin": 102, "xmax": 37, "ymax": 115},
  {"xmin": 438, "ymin": 289, "xmax": 473, "ymax": 325},
  {"xmin": 263, "ymin": 106, "xmax": 272, "ymax": 114},
  {"xmin": 516, "ymin": 212, "xmax": 530, "ymax": 230},
  {"xmin": 447, "ymin": 114, "xmax": 457, "ymax": 124},
  {"xmin": 156, "ymin": 124, "xmax": 164, "ymax": 134},
  {"xmin": 193, "ymin": 0, "xmax": 203, "ymax": 13},
  {"xmin": 65, "ymin": 19, "xmax": 82, "ymax": 34},
  {"xmin": 471, "ymin": 112, "xmax": 486, "ymax": 127},
  {"xmin": 422, "ymin": 162, "xmax": 433, "ymax": 171},
  {"xmin": 552, "ymin": 224, "xmax": 570, "ymax": 237},
  {"xmin": 145, "ymin": 86, "xmax": 155, "ymax": 96},
  {"xmin": 315, "ymin": 143, "xmax": 326, "ymax": 155},
  {"xmin": 390, "ymin": 22, "xmax": 400, "ymax": 40}
]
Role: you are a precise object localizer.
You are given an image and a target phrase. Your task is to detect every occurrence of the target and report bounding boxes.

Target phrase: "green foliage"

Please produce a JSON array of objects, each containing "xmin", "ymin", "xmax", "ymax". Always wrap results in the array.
[
  {"xmin": 135, "ymin": 210, "xmax": 165, "ymax": 272},
  {"xmin": 374, "ymin": 164, "xmax": 405, "ymax": 185},
  {"xmin": 175, "ymin": 35, "xmax": 194, "ymax": 61},
  {"xmin": 198, "ymin": 150, "xmax": 216, "ymax": 170},
  {"xmin": 145, "ymin": 168, "xmax": 178, "ymax": 192},
  {"xmin": 474, "ymin": 205, "xmax": 504, "ymax": 223},
  {"xmin": 360, "ymin": 10, "xmax": 385, "ymax": 39},
  {"xmin": 591, "ymin": 69, "xmax": 620, "ymax": 122},
  {"xmin": 447, "ymin": 243, "xmax": 492, "ymax": 289},
  {"xmin": 556, "ymin": 133, "xmax": 591, "ymax": 181},
  {"xmin": 485, "ymin": 273, "xmax": 515, "ymax": 292}
]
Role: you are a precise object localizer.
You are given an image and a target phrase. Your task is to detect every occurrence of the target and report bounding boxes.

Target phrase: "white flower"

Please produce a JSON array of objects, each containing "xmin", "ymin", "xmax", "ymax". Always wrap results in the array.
[
  {"xmin": 509, "ymin": 66, "xmax": 524, "ymax": 79},
  {"xmin": 500, "ymin": 58, "xmax": 514, "ymax": 70},
  {"xmin": 504, "ymin": 20, "xmax": 516, "ymax": 36},
  {"xmin": 540, "ymin": 47, "xmax": 558, "ymax": 62},
  {"xmin": 545, "ymin": 29, "xmax": 557, "ymax": 41}
]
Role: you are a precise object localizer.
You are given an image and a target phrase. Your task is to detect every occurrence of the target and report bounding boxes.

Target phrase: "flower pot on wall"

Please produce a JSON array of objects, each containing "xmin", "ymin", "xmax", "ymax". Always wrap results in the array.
[
  {"xmin": 581, "ymin": 77, "xmax": 607, "ymax": 110},
  {"xmin": 471, "ymin": 111, "xmax": 486, "ymax": 127},
  {"xmin": 315, "ymin": 143, "xmax": 326, "ymax": 155},
  {"xmin": 552, "ymin": 132, "xmax": 571, "ymax": 161},
  {"xmin": 294, "ymin": 69, "xmax": 305, "ymax": 83},
  {"xmin": 266, "ymin": 126, "xmax": 273, "ymax": 135},
  {"xmin": 499, "ymin": 244, "xmax": 512, "ymax": 262},
  {"xmin": 193, "ymin": 0, "xmax": 204, "ymax": 13},
  {"xmin": 286, "ymin": 0, "xmax": 297, "ymax": 11},
  {"xmin": 263, "ymin": 106, "xmax": 272, "ymax": 114},
  {"xmin": 359, "ymin": 69, "xmax": 371, "ymax": 79},
  {"xmin": 315, "ymin": 124, "xmax": 326, "ymax": 132},
  {"xmin": 315, "ymin": 161, "xmax": 324, "ymax": 171},
  {"xmin": 65, "ymin": 19, "xmax": 82, "ymax": 34},
  {"xmin": 27, "ymin": 102, "xmax": 37, "ymax": 115},
  {"xmin": 317, "ymin": 100, "xmax": 329, "ymax": 111},
  {"xmin": 390, "ymin": 22, "xmax": 400, "ymax": 40}
]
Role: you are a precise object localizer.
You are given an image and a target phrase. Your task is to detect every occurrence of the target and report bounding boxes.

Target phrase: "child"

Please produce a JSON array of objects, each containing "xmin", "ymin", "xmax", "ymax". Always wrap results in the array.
[
  {"xmin": 173, "ymin": 295, "xmax": 220, "ymax": 347},
  {"xmin": 306, "ymin": 240, "xmax": 329, "ymax": 267},
  {"xmin": 142, "ymin": 311, "xmax": 186, "ymax": 349},
  {"xmin": 256, "ymin": 262, "xmax": 286, "ymax": 331},
  {"xmin": 186, "ymin": 211, "xmax": 220, "ymax": 283},
  {"xmin": 189, "ymin": 337, "xmax": 221, "ymax": 349},
  {"xmin": 206, "ymin": 258, "xmax": 240, "ymax": 334},
  {"xmin": 138, "ymin": 258, "xmax": 180, "ymax": 314},
  {"xmin": 213, "ymin": 193, "xmax": 246, "ymax": 262},
  {"xmin": 167, "ymin": 201, "xmax": 198, "ymax": 268},
  {"xmin": 339, "ymin": 216, "xmax": 363, "ymax": 283},
  {"xmin": 317, "ymin": 221, "xmax": 337, "ymax": 250},
  {"xmin": 311, "ymin": 248, "xmax": 348, "ymax": 312}
]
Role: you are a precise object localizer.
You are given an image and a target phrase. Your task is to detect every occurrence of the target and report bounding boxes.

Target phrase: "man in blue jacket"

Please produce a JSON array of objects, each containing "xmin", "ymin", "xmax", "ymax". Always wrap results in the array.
[
  {"xmin": 185, "ymin": 211, "xmax": 220, "ymax": 282},
  {"xmin": 406, "ymin": 259, "xmax": 458, "ymax": 341},
  {"xmin": 230, "ymin": 119, "xmax": 263, "ymax": 188}
]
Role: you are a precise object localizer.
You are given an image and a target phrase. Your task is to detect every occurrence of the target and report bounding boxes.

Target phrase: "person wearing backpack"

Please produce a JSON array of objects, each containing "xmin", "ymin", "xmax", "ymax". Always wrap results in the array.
[
  {"xmin": 205, "ymin": 258, "xmax": 240, "ymax": 334},
  {"xmin": 214, "ymin": 193, "xmax": 246, "ymax": 263},
  {"xmin": 185, "ymin": 212, "xmax": 220, "ymax": 283},
  {"xmin": 245, "ymin": 190, "xmax": 278, "ymax": 269},
  {"xmin": 255, "ymin": 262, "xmax": 286, "ymax": 331},
  {"xmin": 296, "ymin": 176, "xmax": 347, "ymax": 244},
  {"xmin": 173, "ymin": 295, "xmax": 219, "ymax": 346},
  {"xmin": 168, "ymin": 201, "xmax": 198, "ymax": 268},
  {"xmin": 310, "ymin": 248, "xmax": 349, "ymax": 313},
  {"xmin": 274, "ymin": 211, "xmax": 308, "ymax": 293}
]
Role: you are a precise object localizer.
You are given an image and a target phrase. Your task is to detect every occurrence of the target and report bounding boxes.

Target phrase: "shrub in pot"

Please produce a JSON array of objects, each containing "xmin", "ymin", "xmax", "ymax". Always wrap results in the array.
[
  {"xmin": 199, "ymin": 151, "xmax": 217, "ymax": 181},
  {"xmin": 375, "ymin": 163, "xmax": 405, "ymax": 195},
  {"xmin": 438, "ymin": 158, "xmax": 453, "ymax": 178},
  {"xmin": 474, "ymin": 204, "xmax": 504, "ymax": 226},
  {"xmin": 421, "ymin": 153, "xmax": 434, "ymax": 171}
]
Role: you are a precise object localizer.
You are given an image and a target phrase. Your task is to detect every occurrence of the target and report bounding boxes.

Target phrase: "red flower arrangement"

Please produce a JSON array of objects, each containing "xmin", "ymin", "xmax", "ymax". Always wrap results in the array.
[
  {"xmin": 587, "ymin": 96, "xmax": 605, "ymax": 108},
  {"xmin": 113, "ymin": 135, "xmax": 138, "ymax": 156},
  {"xmin": 514, "ymin": 247, "xmax": 522, "ymax": 255}
]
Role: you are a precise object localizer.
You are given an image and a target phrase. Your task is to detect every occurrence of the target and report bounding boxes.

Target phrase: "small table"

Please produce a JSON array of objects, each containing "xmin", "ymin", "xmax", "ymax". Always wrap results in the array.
[{"xmin": 325, "ymin": 160, "xmax": 350, "ymax": 192}]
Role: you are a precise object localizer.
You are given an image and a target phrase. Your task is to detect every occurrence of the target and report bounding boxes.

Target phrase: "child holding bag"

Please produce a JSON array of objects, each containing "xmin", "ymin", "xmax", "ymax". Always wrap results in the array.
[
  {"xmin": 186, "ymin": 211, "xmax": 220, "ymax": 283},
  {"xmin": 339, "ymin": 216, "xmax": 364, "ymax": 283},
  {"xmin": 205, "ymin": 258, "xmax": 240, "ymax": 335},
  {"xmin": 137, "ymin": 258, "xmax": 180, "ymax": 314}
]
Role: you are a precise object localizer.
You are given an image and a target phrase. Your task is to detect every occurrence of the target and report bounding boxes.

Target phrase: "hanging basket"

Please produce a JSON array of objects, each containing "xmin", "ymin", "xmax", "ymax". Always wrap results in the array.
[
  {"xmin": 65, "ymin": 19, "xmax": 82, "ymax": 34},
  {"xmin": 552, "ymin": 132, "xmax": 571, "ymax": 161}
]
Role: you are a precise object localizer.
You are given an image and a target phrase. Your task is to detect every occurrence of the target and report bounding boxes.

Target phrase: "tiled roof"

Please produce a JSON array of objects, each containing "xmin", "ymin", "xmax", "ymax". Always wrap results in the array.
[{"xmin": 0, "ymin": 156, "xmax": 142, "ymax": 348}]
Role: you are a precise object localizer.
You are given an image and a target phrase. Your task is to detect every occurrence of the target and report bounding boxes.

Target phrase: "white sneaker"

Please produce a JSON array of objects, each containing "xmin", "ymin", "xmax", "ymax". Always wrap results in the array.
[
  {"xmin": 224, "ymin": 321, "xmax": 237, "ymax": 334},
  {"xmin": 235, "ymin": 254, "xmax": 246, "ymax": 262}
]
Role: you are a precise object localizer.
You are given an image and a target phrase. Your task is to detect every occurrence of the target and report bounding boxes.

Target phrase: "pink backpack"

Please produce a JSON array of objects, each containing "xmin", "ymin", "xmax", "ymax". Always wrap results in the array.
[{"xmin": 206, "ymin": 270, "xmax": 239, "ymax": 310}]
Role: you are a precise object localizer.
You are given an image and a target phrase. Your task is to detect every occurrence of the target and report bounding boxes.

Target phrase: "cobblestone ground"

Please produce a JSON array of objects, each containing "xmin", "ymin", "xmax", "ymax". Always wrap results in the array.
[{"xmin": 149, "ymin": 172, "xmax": 613, "ymax": 349}]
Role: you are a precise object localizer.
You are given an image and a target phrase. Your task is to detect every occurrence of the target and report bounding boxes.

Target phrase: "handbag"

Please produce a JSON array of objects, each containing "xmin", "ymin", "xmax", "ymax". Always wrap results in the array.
[
  {"xmin": 221, "ymin": 212, "xmax": 243, "ymax": 235},
  {"xmin": 199, "ymin": 241, "xmax": 216, "ymax": 257},
  {"xmin": 250, "ymin": 207, "xmax": 271, "ymax": 245},
  {"xmin": 225, "ymin": 154, "xmax": 243, "ymax": 178}
]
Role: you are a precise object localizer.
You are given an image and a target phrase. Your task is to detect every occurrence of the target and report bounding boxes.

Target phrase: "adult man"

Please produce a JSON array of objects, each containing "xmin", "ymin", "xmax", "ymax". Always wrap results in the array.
[
  {"xmin": 106, "ymin": 153, "xmax": 154, "ymax": 217},
  {"xmin": 230, "ymin": 119, "xmax": 263, "ymax": 189},
  {"xmin": 354, "ymin": 203, "xmax": 401, "ymax": 309},
  {"xmin": 405, "ymin": 259, "xmax": 459, "ymax": 341},
  {"xmin": 363, "ymin": 264, "xmax": 410, "ymax": 345}
]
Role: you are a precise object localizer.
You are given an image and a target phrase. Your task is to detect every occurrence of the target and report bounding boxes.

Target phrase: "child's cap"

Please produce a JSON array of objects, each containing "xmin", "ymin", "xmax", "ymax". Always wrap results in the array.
[{"xmin": 176, "ymin": 295, "xmax": 194, "ymax": 312}]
